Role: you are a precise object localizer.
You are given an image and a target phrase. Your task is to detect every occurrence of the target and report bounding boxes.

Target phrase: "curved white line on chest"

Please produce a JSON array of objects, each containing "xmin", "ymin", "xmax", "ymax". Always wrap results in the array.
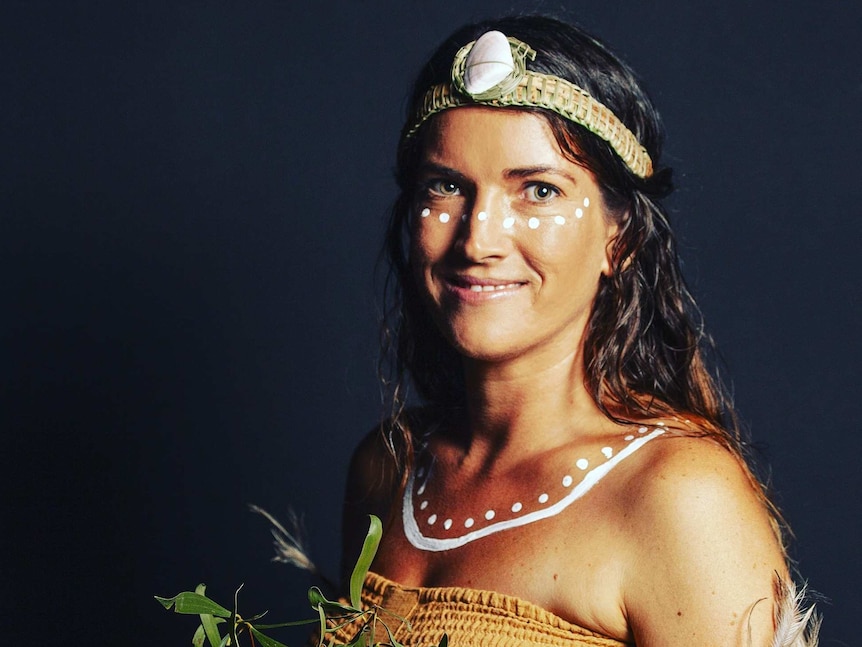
[{"xmin": 403, "ymin": 428, "xmax": 666, "ymax": 552}]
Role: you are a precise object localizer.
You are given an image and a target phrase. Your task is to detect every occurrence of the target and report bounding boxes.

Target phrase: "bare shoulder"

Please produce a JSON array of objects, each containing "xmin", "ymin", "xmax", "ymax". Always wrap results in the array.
[
  {"xmin": 340, "ymin": 422, "xmax": 402, "ymax": 581},
  {"xmin": 620, "ymin": 433, "xmax": 787, "ymax": 646}
]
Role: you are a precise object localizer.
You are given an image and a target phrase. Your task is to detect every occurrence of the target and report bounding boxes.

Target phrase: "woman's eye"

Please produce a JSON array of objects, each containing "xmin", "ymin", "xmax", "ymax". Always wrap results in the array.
[
  {"xmin": 429, "ymin": 180, "xmax": 461, "ymax": 197},
  {"xmin": 525, "ymin": 183, "xmax": 559, "ymax": 202}
]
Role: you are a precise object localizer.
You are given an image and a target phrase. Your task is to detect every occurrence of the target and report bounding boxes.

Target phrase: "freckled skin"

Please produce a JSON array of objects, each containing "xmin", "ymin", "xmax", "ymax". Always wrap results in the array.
[{"xmin": 343, "ymin": 108, "xmax": 787, "ymax": 647}]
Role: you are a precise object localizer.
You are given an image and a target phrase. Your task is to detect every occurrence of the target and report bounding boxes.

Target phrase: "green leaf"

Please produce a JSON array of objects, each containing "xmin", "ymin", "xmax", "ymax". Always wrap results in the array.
[
  {"xmin": 437, "ymin": 633, "xmax": 449, "ymax": 647},
  {"xmin": 155, "ymin": 592, "xmax": 231, "ymax": 618},
  {"xmin": 344, "ymin": 625, "xmax": 369, "ymax": 647},
  {"xmin": 253, "ymin": 618, "xmax": 321, "ymax": 629},
  {"xmin": 349, "ymin": 515, "xmax": 382, "ymax": 609},
  {"xmin": 192, "ymin": 624, "xmax": 206, "ymax": 647},
  {"xmin": 248, "ymin": 625, "xmax": 291, "ymax": 647},
  {"xmin": 308, "ymin": 586, "xmax": 359, "ymax": 615},
  {"xmin": 315, "ymin": 603, "xmax": 327, "ymax": 647}
]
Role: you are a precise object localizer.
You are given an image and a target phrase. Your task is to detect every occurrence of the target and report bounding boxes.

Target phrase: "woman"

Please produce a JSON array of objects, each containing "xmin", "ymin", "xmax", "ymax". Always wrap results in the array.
[{"xmin": 340, "ymin": 15, "xmax": 818, "ymax": 647}]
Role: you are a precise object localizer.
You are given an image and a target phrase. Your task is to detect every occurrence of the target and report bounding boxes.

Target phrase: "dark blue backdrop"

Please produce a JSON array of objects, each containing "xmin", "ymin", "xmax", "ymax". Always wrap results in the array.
[{"xmin": 2, "ymin": 1, "xmax": 859, "ymax": 644}]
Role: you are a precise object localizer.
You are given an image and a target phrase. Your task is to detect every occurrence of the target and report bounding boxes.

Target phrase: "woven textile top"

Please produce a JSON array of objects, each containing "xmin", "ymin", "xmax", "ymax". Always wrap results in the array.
[{"xmin": 332, "ymin": 571, "xmax": 628, "ymax": 647}]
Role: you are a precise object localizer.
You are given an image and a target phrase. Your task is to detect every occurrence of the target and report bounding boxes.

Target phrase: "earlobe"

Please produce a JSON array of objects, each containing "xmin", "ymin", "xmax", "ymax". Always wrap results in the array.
[{"xmin": 601, "ymin": 223, "xmax": 621, "ymax": 276}]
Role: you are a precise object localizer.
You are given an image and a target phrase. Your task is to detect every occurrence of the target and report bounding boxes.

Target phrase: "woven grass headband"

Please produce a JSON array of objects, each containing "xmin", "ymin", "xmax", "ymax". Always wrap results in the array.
[{"xmin": 407, "ymin": 30, "xmax": 653, "ymax": 179}]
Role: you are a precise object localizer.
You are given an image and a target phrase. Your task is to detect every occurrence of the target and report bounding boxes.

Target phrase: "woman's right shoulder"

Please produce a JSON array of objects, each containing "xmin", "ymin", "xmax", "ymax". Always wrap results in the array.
[
  {"xmin": 345, "ymin": 407, "xmax": 438, "ymax": 507},
  {"xmin": 344, "ymin": 424, "xmax": 401, "ymax": 512}
]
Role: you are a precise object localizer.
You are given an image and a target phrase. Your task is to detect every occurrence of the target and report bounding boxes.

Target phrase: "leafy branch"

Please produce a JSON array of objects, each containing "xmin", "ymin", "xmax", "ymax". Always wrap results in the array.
[{"xmin": 156, "ymin": 514, "xmax": 447, "ymax": 647}]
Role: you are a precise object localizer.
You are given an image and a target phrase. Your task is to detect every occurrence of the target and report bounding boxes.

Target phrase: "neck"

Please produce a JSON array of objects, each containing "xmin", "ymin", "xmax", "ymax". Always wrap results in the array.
[{"xmin": 457, "ymin": 345, "xmax": 613, "ymax": 465}]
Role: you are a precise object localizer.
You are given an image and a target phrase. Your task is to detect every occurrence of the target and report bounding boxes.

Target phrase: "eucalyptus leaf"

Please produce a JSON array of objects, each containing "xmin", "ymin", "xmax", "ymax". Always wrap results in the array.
[
  {"xmin": 344, "ymin": 625, "xmax": 369, "ymax": 647},
  {"xmin": 249, "ymin": 625, "xmax": 291, "ymax": 647},
  {"xmin": 155, "ymin": 592, "xmax": 231, "ymax": 618},
  {"xmin": 349, "ymin": 515, "xmax": 382, "ymax": 609},
  {"xmin": 437, "ymin": 633, "xmax": 449, "ymax": 647},
  {"xmin": 253, "ymin": 618, "xmax": 321, "ymax": 629},
  {"xmin": 316, "ymin": 603, "xmax": 327, "ymax": 647},
  {"xmin": 308, "ymin": 586, "xmax": 359, "ymax": 615},
  {"xmin": 199, "ymin": 613, "xmax": 224, "ymax": 647},
  {"xmin": 192, "ymin": 624, "xmax": 206, "ymax": 647}
]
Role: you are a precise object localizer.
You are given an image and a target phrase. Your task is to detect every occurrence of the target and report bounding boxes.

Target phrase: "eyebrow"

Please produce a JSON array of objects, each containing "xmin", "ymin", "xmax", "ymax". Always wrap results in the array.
[
  {"xmin": 503, "ymin": 165, "xmax": 578, "ymax": 184},
  {"xmin": 415, "ymin": 161, "xmax": 470, "ymax": 184},
  {"xmin": 418, "ymin": 162, "xmax": 578, "ymax": 186}
]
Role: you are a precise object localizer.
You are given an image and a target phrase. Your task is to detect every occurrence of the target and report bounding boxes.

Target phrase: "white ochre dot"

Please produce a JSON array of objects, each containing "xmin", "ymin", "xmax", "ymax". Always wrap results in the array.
[
  {"xmin": 477, "ymin": 211, "xmax": 488, "ymax": 221},
  {"xmin": 576, "ymin": 458, "xmax": 589, "ymax": 470},
  {"xmin": 428, "ymin": 514, "xmax": 437, "ymax": 525},
  {"xmin": 420, "ymin": 500, "xmax": 428, "ymax": 510},
  {"xmin": 638, "ymin": 426, "xmax": 648, "ymax": 433},
  {"xmin": 602, "ymin": 446, "xmax": 613, "ymax": 459},
  {"xmin": 439, "ymin": 212, "xmax": 450, "ymax": 223},
  {"xmin": 485, "ymin": 510, "xmax": 495, "ymax": 520},
  {"xmin": 553, "ymin": 215, "xmax": 566, "ymax": 225},
  {"xmin": 528, "ymin": 217, "xmax": 540, "ymax": 229},
  {"xmin": 575, "ymin": 208, "xmax": 584, "ymax": 218},
  {"xmin": 417, "ymin": 483, "xmax": 426, "ymax": 495},
  {"xmin": 420, "ymin": 208, "xmax": 430, "ymax": 218},
  {"xmin": 443, "ymin": 518, "xmax": 453, "ymax": 530},
  {"xmin": 538, "ymin": 493, "xmax": 549, "ymax": 504},
  {"xmin": 625, "ymin": 435, "xmax": 635, "ymax": 441},
  {"xmin": 511, "ymin": 502, "xmax": 523, "ymax": 513},
  {"xmin": 502, "ymin": 217, "xmax": 515, "ymax": 229},
  {"xmin": 562, "ymin": 475, "xmax": 573, "ymax": 487},
  {"xmin": 583, "ymin": 197, "xmax": 590, "ymax": 207},
  {"xmin": 464, "ymin": 518, "xmax": 474, "ymax": 528}
]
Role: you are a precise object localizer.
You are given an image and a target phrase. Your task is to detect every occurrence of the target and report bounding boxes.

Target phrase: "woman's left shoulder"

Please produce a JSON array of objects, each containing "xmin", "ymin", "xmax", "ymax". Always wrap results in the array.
[
  {"xmin": 631, "ymin": 431, "xmax": 766, "ymax": 506},
  {"xmin": 618, "ymin": 431, "xmax": 789, "ymax": 645}
]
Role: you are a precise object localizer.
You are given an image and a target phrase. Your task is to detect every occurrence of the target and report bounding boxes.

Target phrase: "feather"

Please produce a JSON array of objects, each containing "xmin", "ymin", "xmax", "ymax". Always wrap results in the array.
[
  {"xmin": 770, "ymin": 576, "xmax": 821, "ymax": 647},
  {"xmin": 249, "ymin": 504, "xmax": 318, "ymax": 573}
]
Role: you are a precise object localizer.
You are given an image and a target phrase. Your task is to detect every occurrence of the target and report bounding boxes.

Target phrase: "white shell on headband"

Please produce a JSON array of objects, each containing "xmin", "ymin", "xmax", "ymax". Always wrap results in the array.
[{"xmin": 463, "ymin": 30, "xmax": 515, "ymax": 95}]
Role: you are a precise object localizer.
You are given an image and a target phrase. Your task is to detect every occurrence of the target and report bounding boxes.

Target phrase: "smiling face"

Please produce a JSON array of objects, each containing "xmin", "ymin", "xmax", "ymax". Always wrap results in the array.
[{"xmin": 410, "ymin": 107, "xmax": 620, "ymax": 366}]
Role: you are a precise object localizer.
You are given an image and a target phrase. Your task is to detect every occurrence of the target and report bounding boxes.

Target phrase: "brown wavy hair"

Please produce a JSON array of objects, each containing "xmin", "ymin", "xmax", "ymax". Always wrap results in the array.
[{"xmin": 378, "ymin": 15, "xmax": 783, "ymax": 543}]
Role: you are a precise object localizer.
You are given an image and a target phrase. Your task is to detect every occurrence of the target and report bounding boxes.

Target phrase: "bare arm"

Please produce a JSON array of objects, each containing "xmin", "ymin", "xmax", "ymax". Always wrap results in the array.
[{"xmin": 622, "ymin": 438, "xmax": 787, "ymax": 646}]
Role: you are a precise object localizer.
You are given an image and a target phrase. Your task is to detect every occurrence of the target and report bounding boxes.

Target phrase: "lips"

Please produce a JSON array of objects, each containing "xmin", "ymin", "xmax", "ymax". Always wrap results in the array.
[{"xmin": 443, "ymin": 274, "xmax": 527, "ymax": 299}]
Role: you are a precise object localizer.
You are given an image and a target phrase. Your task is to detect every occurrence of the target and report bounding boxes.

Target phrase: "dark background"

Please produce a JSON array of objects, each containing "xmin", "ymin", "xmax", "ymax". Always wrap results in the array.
[{"xmin": 2, "ymin": 1, "xmax": 859, "ymax": 645}]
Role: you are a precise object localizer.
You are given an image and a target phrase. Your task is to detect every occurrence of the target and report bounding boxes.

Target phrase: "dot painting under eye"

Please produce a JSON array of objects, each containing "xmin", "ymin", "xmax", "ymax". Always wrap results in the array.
[
  {"xmin": 403, "ymin": 424, "xmax": 667, "ymax": 552},
  {"xmin": 415, "ymin": 200, "xmax": 589, "ymax": 230}
]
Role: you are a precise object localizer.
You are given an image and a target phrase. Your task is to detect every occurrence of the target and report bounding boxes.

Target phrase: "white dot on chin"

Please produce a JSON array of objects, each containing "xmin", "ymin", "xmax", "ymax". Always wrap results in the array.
[
  {"xmin": 575, "ymin": 208, "xmax": 584, "ymax": 218},
  {"xmin": 439, "ymin": 212, "xmax": 450, "ymax": 223},
  {"xmin": 583, "ymin": 197, "xmax": 590, "ymax": 207},
  {"xmin": 443, "ymin": 518, "xmax": 453, "ymax": 530},
  {"xmin": 528, "ymin": 217, "xmax": 540, "ymax": 229},
  {"xmin": 428, "ymin": 514, "xmax": 437, "ymax": 525}
]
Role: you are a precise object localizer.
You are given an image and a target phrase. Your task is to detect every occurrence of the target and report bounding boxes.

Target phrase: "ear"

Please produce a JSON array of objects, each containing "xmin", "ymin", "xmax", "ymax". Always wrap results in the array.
[{"xmin": 601, "ymin": 221, "xmax": 620, "ymax": 276}]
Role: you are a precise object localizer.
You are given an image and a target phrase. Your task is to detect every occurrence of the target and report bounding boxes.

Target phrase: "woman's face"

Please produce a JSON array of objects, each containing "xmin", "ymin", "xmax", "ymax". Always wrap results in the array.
[{"xmin": 410, "ymin": 107, "xmax": 619, "ymax": 365}]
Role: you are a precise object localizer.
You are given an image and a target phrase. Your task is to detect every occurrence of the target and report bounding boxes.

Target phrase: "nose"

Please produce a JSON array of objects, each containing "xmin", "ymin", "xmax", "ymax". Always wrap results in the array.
[{"xmin": 457, "ymin": 193, "xmax": 511, "ymax": 262}]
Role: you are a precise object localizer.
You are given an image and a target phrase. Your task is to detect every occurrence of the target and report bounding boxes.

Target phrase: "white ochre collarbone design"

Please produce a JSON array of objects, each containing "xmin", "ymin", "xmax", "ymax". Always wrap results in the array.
[
  {"xmin": 403, "ymin": 425, "xmax": 667, "ymax": 552},
  {"xmin": 418, "ymin": 197, "xmax": 590, "ymax": 230}
]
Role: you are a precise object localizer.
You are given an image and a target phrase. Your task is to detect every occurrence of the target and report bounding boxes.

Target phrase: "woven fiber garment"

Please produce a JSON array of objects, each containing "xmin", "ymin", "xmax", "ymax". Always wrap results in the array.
[{"xmin": 331, "ymin": 571, "xmax": 626, "ymax": 647}]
